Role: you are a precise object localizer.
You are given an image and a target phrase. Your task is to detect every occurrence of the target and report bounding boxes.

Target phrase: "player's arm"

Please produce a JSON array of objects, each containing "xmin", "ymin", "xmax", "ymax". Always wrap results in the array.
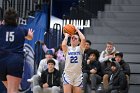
[
  {"xmin": 76, "ymin": 28, "xmax": 86, "ymax": 50},
  {"xmin": 62, "ymin": 33, "xmax": 69, "ymax": 53},
  {"xmin": 25, "ymin": 28, "xmax": 33, "ymax": 40}
]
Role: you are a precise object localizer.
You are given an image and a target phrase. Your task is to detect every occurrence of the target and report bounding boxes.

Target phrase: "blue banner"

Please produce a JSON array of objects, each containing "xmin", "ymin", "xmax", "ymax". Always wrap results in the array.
[{"xmin": 19, "ymin": 10, "xmax": 48, "ymax": 92}]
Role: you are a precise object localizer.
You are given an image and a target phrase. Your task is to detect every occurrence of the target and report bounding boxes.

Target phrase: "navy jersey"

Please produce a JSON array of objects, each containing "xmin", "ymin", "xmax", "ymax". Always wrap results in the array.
[{"xmin": 0, "ymin": 25, "xmax": 28, "ymax": 55}]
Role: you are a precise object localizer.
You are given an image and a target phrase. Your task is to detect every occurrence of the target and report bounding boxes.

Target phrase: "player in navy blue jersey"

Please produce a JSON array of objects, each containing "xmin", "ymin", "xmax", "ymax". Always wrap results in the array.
[{"xmin": 0, "ymin": 8, "xmax": 33, "ymax": 93}]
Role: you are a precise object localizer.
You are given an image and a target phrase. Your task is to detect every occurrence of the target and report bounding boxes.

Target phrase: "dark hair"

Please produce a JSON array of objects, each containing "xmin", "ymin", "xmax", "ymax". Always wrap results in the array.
[
  {"xmin": 115, "ymin": 52, "xmax": 123, "ymax": 58},
  {"xmin": 88, "ymin": 49, "xmax": 100, "ymax": 60},
  {"xmin": 47, "ymin": 59, "xmax": 55, "ymax": 65},
  {"xmin": 4, "ymin": 8, "xmax": 18, "ymax": 25},
  {"xmin": 86, "ymin": 40, "xmax": 91, "ymax": 45},
  {"xmin": 111, "ymin": 61, "xmax": 116, "ymax": 66}
]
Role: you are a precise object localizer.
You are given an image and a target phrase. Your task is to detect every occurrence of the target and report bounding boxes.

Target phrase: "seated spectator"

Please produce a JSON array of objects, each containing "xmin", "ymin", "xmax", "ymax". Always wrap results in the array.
[
  {"xmin": 99, "ymin": 41, "xmax": 118, "ymax": 63},
  {"xmin": 27, "ymin": 49, "xmax": 59, "ymax": 87},
  {"xmin": 37, "ymin": 49, "xmax": 59, "ymax": 75},
  {"xmin": 103, "ymin": 52, "xmax": 130, "ymax": 91},
  {"xmin": 114, "ymin": 52, "xmax": 130, "ymax": 87},
  {"xmin": 106, "ymin": 61, "xmax": 127, "ymax": 93},
  {"xmin": 83, "ymin": 50, "xmax": 102, "ymax": 93},
  {"xmin": 33, "ymin": 59, "xmax": 60, "ymax": 93},
  {"xmin": 102, "ymin": 60, "xmax": 112, "ymax": 90},
  {"xmin": 83, "ymin": 40, "xmax": 93, "ymax": 61},
  {"xmin": 40, "ymin": 40, "xmax": 65, "ymax": 75}
]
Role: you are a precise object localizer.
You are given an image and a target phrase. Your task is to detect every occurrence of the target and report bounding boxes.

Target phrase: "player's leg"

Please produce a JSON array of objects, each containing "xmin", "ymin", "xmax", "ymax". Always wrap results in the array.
[
  {"xmin": 0, "ymin": 55, "xmax": 8, "ymax": 89},
  {"xmin": 73, "ymin": 73, "xmax": 83, "ymax": 93},
  {"xmin": 62, "ymin": 73, "xmax": 73, "ymax": 93},
  {"xmin": 73, "ymin": 86, "xmax": 82, "ymax": 93},
  {"xmin": 63, "ymin": 84, "xmax": 73, "ymax": 93},
  {"xmin": 7, "ymin": 75, "xmax": 21, "ymax": 93},
  {"xmin": 6, "ymin": 53, "xmax": 24, "ymax": 93}
]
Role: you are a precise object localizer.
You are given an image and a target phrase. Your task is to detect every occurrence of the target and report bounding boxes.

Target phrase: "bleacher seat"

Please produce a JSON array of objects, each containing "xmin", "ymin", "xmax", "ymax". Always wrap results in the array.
[{"xmin": 84, "ymin": 0, "xmax": 140, "ymax": 93}]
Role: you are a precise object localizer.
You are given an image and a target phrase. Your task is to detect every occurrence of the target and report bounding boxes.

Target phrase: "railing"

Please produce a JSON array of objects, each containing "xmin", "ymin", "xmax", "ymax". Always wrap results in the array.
[{"xmin": 0, "ymin": 0, "xmax": 38, "ymax": 18}]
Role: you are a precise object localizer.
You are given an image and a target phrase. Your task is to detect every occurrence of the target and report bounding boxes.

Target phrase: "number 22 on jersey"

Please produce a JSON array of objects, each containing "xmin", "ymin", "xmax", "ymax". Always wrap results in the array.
[{"xmin": 70, "ymin": 56, "xmax": 78, "ymax": 63}]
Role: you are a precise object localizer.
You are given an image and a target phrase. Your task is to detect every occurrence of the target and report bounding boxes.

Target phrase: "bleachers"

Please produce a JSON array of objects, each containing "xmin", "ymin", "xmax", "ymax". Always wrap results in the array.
[
  {"xmin": 85, "ymin": 26, "xmax": 140, "ymax": 36},
  {"xmin": 111, "ymin": 0, "xmax": 140, "ymax": 5},
  {"xmin": 91, "ymin": 44, "xmax": 140, "ymax": 54},
  {"xmin": 98, "ymin": 11, "xmax": 140, "ymax": 18},
  {"xmin": 84, "ymin": 0, "xmax": 140, "ymax": 92},
  {"xmin": 105, "ymin": 4, "xmax": 140, "ymax": 12},
  {"xmin": 86, "ymin": 35, "xmax": 140, "ymax": 44},
  {"xmin": 129, "ymin": 63, "xmax": 140, "ymax": 74},
  {"xmin": 92, "ymin": 19, "xmax": 140, "ymax": 27}
]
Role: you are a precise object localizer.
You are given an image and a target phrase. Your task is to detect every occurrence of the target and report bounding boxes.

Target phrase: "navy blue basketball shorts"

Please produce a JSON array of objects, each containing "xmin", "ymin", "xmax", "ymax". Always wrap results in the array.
[{"xmin": 0, "ymin": 53, "xmax": 24, "ymax": 81}]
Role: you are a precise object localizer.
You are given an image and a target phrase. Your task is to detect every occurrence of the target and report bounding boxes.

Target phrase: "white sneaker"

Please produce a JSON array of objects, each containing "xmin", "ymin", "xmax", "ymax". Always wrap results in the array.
[{"xmin": 27, "ymin": 78, "xmax": 33, "ymax": 82}]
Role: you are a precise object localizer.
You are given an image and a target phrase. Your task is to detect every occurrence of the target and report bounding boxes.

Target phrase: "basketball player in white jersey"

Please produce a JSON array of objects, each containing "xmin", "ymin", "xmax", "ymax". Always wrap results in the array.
[{"xmin": 62, "ymin": 27, "xmax": 86, "ymax": 93}]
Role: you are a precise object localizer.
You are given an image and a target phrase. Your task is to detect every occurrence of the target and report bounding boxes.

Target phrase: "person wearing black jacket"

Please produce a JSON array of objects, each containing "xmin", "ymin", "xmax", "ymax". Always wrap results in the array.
[
  {"xmin": 102, "ymin": 60, "xmax": 112, "ymax": 90},
  {"xmin": 33, "ymin": 59, "xmax": 60, "ymax": 93},
  {"xmin": 83, "ymin": 40, "xmax": 93, "ymax": 61},
  {"xmin": 115, "ymin": 52, "xmax": 130, "ymax": 77},
  {"xmin": 106, "ymin": 61, "xmax": 127, "ymax": 93},
  {"xmin": 83, "ymin": 50, "xmax": 102, "ymax": 93},
  {"xmin": 115, "ymin": 52, "xmax": 130, "ymax": 92},
  {"xmin": 103, "ymin": 52, "xmax": 130, "ymax": 91}
]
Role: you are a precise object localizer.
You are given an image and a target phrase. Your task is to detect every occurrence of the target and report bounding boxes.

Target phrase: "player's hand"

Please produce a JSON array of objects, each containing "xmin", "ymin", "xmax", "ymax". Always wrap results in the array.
[
  {"xmin": 25, "ymin": 28, "xmax": 34, "ymax": 40},
  {"xmin": 43, "ymin": 83, "xmax": 49, "ymax": 88},
  {"xmin": 28, "ymin": 28, "xmax": 34, "ymax": 33},
  {"xmin": 64, "ymin": 32, "xmax": 70, "ymax": 37},
  {"xmin": 75, "ymin": 27, "xmax": 81, "ymax": 34}
]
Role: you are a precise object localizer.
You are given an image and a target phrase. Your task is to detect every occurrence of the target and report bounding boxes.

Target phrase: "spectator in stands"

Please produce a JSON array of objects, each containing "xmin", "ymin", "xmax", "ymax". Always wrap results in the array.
[
  {"xmin": 37, "ymin": 49, "xmax": 59, "ymax": 76},
  {"xmin": 55, "ymin": 45, "xmax": 65, "ymax": 62},
  {"xmin": 55, "ymin": 45, "xmax": 65, "ymax": 75},
  {"xmin": 33, "ymin": 59, "xmax": 60, "ymax": 93},
  {"xmin": 83, "ymin": 40, "xmax": 93, "ymax": 61},
  {"xmin": 27, "ymin": 49, "xmax": 59, "ymax": 86},
  {"xmin": 103, "ymin": 52, "xmax": 130, "ymax": 91},
  {"xmin": 106, "ymin": 61, "xmax": 127, "ymax": 93},
  {"xmin": 40, "ymin": 41, "xmax": 65, "ymax": 75},
  {"xmin": 99, "ymin": 41, "xmax": 118, "ymax": 63},
  {"xmin": 39, "ymin": 41, "xmax": 55, "ymax": 56},
  {"xmin": 115, "ymin": 52, "xmax": 130, "ymax": 87},
  {"xmin": 102, "ymin": 60, "xmax": 112, "ymax": 90},
  {"xmin": 83, "ymin": 50, "xmax": 102, "ymax": 93}
]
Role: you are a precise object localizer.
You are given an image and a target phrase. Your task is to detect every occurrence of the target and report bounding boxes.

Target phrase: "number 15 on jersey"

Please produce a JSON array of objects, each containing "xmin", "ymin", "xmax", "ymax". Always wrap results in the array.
[{"xmin": 6, "ymin": 32, "xmax": 15, "ymax": 42}]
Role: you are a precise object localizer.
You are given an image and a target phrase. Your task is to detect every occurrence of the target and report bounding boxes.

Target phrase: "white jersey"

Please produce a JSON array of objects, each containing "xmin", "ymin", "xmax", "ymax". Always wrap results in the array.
[{"xmin": 64, "ymin": 46, "xmax": 84, "ymax": 74}]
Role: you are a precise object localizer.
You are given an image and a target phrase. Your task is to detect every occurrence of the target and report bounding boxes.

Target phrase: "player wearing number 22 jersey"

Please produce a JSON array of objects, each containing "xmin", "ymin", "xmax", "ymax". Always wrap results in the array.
[
  {"xmin": 64, "ymin": 46, "xmax": 83, "ymax": 74},
  {"xmin": 63, "ymin": 46, "xmax": 84, "ymax": 85},
  {"xmin": 62, "ymin": 27, "xmax": 86, "ymax": 93}
]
